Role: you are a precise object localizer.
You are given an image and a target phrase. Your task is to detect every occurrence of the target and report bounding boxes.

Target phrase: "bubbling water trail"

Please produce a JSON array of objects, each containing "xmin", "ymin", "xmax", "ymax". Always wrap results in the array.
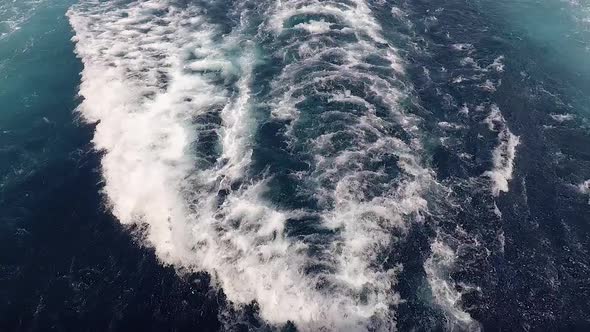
[
  {"xmin": 262, "ymin": 0, "xmax": 438, "ymax": 328},
  {"xmin": 69, "ymin": 0, "xmax": 440, "ymax": 330}
]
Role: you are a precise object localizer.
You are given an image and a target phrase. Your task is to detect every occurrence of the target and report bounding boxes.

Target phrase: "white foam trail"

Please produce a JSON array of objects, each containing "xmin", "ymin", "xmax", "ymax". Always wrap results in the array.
[
  {"xmin": 68, "ymin": 0, "xmax": 231, "ymax": 262},
  {"xmin": 263, "ymin": 0, "xmax": 436, "ymax": 329},
  {"xmin": 67, "ymin": 0, "xmax": 315, "ymax": 327},
  {"xmin": 424, "ymin": 237, "xmax": 482, "ymax": 332},
  {"xmin": 483, "ymin": 105, "xmax": 520, "ymax": 196},
  {"xmin": 67, "ymin": 0, "xmax": 319, "ymax": 326},
  {"xmin": 69, "ymin": 0, "xmax": 434, "ymax": 330}
]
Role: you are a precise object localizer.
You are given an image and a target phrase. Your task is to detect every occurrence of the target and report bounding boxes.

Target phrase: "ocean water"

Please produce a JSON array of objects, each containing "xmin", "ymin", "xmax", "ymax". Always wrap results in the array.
[{"xmin": 1, "ymin": 0, "xmax": 589, "ymax": 331}]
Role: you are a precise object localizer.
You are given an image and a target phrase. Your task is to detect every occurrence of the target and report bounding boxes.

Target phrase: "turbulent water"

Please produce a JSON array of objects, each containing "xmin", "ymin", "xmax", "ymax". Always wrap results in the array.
[{"xmin": 2, "ymin": 0, "xmax": 590, "ymax": 331}]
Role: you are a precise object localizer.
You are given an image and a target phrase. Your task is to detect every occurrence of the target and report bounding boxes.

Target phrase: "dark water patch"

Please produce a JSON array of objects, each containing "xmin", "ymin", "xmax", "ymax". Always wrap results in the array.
[
  {"xmin": 393, "ymin": 220, "xmax": 445, "ymax": 331},
  {"xmin": 0, "ymin": 150, "xmax": 222, "ymax": 332}
]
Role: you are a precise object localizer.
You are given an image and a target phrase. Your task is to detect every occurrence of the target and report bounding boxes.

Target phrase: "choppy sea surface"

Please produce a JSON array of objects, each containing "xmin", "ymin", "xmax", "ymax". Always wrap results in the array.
[{"xmin": 1, "ymin": 0, "xmax": 590, "ymax": 331}]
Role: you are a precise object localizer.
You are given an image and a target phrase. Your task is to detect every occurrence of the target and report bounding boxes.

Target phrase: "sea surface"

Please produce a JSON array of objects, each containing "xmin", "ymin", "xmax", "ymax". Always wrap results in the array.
[{"xmin": 1, "ymin": 0, "xmax": 590, "ymax": 331}]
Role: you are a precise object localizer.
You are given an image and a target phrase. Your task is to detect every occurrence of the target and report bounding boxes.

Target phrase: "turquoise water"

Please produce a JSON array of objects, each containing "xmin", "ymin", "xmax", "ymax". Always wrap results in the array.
[
  {"xmin": 1, "ymin": 0, "xmax": 589, "ymax": 331},
  {"xmin": 0, "ymin": 0, "xmax": 80, "ymax": 192},
  {"xmin": 480, "ymin": 0, "xmax": 590, "ymax": 114}
]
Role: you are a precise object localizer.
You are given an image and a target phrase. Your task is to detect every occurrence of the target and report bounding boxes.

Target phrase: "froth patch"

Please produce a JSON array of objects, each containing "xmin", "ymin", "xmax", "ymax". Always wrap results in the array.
[
  {"xmin": 68, "ymin": 0, "xmax": 232, "ymax": 261},
  {"xmin": 579, "ymin": 180, "xmax": 590, "ymax": 204},
  {"xmin": 482, "ymin": 105, "xmax": 520, "ymax": 196},
  {"xmin": 294, "ymin": 19, "xmax": 333, "ymax": 34},
  {"xmin": 269, "ymin": 0, "xmax": 388, "ymax": 44},
  {"xmin": 424, "ymin": 237, "xmax": 482, "ymax": 331},
  {"xmin": 550, "ymin": 113, "xmax": 575, "ymax": 122}
]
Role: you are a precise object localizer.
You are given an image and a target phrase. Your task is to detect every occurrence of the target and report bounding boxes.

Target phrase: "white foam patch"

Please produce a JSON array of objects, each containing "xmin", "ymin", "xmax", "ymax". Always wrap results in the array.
[
  {"xmin": 458, "ymin": 54, "xmax": 504, "ymax": 75},
  {"xmin": 424, "ymin": 237, "xmax": 482, "ymax": 331},
  {"xmin": 451, "ymin": 43, "xmax": 474, "ymax": 53},
  {"xmin": 391, "ymin": 6, "xmax": 405, "ymax": 18},
  {"xmin": 268, "ymin": 0, "xmax": 405, "ymax": 75},
  {"xmin": 580, "ymin": 180, "xmax": 590, "ymax": 194},
  {"xmin": 550, "ymin": 113, "xmax": 575, "ymax": 122},
  {"xmin": 493, "ymin": 201, "xmax": 503, "ymax": 218},
  {"xmin": 68, "ymin": 0, "xmax": 229, "ymax": 260},
  {"xmin": 482, "ymin": 105, "xmax": 520, "ymax": 196},
  {"xmin": 438, "ymin": 121, "xmax": 465, "ymax": 130},
  {"xmin": 579, "ymin": 180, "xmax": 590, "ymax": 204},
  {"xmin": 268, "ymin": 0, "xmax": 389, "ymax": 44},
  {"xmin": 487, "ymin": 55, "xmax": 505, "ymax": 72},
  {"xmin": 497, "ymin": 230, "xmax": 506, "ymax": 253},
  {"xmin": 479, "ymin": 79, "xmax": 497, "ymax": 92},
  {"xmin": 294, "ymin": 19, "xmax": 332, "ymax": 34},
  {"xmin": 459, "ymin": 104, "xmax": 470, "ymax": 116}
]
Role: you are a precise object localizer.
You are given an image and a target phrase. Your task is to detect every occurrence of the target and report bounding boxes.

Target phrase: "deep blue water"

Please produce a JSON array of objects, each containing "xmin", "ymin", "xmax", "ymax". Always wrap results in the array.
[{"xmin": 1, "ymin": 0, "xmax": 590, "ymax": 331}]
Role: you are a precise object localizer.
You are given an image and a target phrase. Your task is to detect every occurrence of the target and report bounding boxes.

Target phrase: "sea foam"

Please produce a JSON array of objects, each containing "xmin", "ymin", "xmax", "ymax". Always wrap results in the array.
[
  {"xmin": 68, "ymin": 0, "xmax": 435, "ymax": 330},
  {"xmin": 483, "ymin": 105, "xmax": 520, "ymax": 197},
  {"xmin": 424, "ymin": 236, "xmax": 482, "ymax": 331}
]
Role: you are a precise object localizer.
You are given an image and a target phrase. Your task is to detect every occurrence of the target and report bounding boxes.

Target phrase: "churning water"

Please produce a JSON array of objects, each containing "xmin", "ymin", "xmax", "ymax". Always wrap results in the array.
[{"xmin": 2, "ymin": 0, "xmax": 590, "ymax": 331}]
